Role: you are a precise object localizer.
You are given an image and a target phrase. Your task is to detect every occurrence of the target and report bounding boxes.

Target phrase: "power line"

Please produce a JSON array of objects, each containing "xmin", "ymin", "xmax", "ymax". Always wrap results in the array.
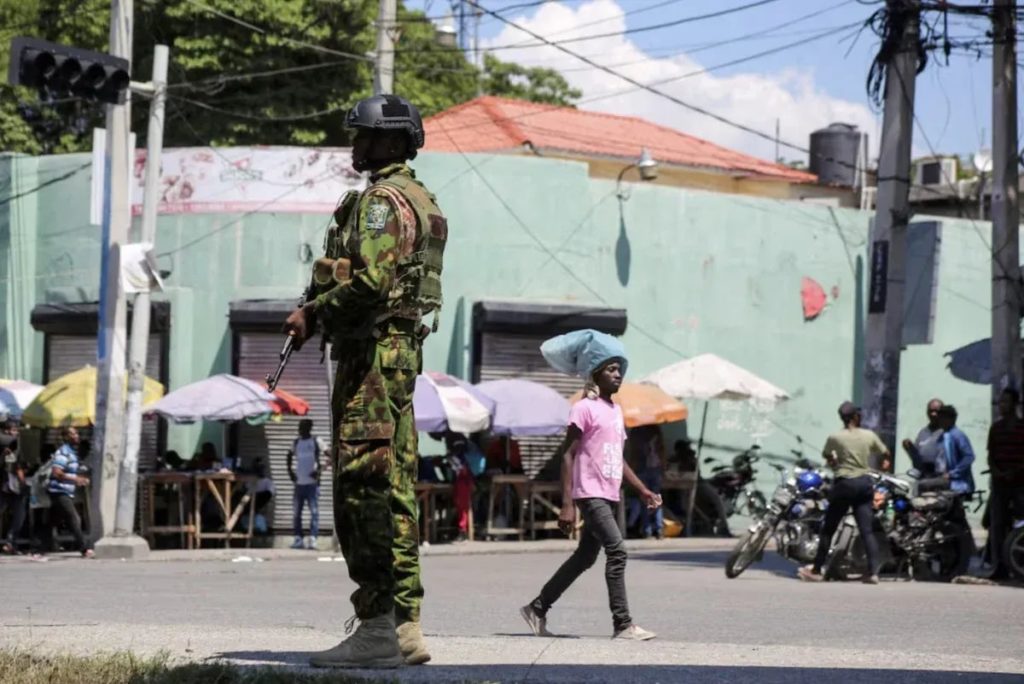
[
  {"xmin": 169, "ymin": 94, "xmax": 348, "ymax": 122},
  {"xmin": 400, "ymin": 0, "xmax": 787, "ymax": 54},
  {"xmin": 181, "ymin": 0, "xmax": 373, "ymax": 64},
  {"xmin": 0, "ymin": 161, "xmax": 91, "ymax": 208}
]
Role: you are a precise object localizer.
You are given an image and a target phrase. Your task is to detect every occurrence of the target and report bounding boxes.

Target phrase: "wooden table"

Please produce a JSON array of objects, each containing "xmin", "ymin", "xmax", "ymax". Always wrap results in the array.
[
  {"xmin": 140, "ymin": 472, "xmax": 196, "ymax": 549},
  {"xmin": 194, "ymin": 472, "xmax": 258, "ymax": 548},
  {"xmin": 414, "ymin": 482, "xmax": 461, "ymax": 544},
  {"xmin": 485, "ymin": 474, "xmax": 529, "ymax": 540},
  {"xmin": 662, "ymin": 470, "xmax": 698, "ymax": 536}
]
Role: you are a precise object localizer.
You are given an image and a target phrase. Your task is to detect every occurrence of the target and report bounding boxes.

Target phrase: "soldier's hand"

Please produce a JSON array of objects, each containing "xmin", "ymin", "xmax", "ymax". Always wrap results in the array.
[{"xmin": 283, "ymin": 304, "xmax": 314, "ymax": 349}]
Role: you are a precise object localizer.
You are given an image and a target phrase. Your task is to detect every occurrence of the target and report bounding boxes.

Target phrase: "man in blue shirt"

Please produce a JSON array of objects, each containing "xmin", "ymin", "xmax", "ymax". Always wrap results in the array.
[
  {"xmin": 44, "ymin": 427, "xmax": 93, "ymax": 557},
  {"xmin": 938, "ymin": 405, "xmax": 975, "ymax": 496}
]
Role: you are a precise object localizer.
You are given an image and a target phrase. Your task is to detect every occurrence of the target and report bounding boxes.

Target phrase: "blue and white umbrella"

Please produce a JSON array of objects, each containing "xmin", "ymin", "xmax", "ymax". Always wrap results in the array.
[
  {"xmin": 414, "ymin": 371, "xmax": 494, "ymax": 434},
  {"xmin": 0, "ymin": 380, "xmax": 44, "ymax": 420}
]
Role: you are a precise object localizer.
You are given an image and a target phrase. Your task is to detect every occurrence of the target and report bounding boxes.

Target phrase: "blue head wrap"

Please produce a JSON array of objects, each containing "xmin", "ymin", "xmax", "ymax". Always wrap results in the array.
[{"xmin": 540, "ymin": 329, "xmax": 628, "ymax": 379}]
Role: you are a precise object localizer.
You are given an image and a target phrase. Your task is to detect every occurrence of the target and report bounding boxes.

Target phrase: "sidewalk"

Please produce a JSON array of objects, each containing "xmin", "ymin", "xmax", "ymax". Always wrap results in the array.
[{"xmin": 133, "ymin": 536, "xmax": 739, "ymax": 563}]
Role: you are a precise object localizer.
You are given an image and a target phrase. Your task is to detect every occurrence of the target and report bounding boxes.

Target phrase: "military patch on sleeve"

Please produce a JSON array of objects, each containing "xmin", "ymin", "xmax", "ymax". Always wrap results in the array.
[{"xmin": 365, "ymin": 201, "xmax": 391, "ymax": 237}]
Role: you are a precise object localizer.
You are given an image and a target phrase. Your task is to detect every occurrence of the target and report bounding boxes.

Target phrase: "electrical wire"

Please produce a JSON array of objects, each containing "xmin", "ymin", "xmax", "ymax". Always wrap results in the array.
[
  {"xmin": 400, "ymin": 0, "xmax": 786, "ymax": 54},
  {"xmin": 0, "ymin": 161, "xmax": 91, "ymax": 208},
  {"xmin": 181, "ymin": 0, "xmax": 373, "ymax": 64},
  {"xmin": 169, "ymin": 94, "xmax": 348, "ymax": 122}
]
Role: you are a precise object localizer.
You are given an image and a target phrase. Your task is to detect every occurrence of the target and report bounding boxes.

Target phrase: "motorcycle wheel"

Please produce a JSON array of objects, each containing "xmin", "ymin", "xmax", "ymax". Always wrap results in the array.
[
  {"xmin": 724, "ymin": 520, "xmax": 772, "ymax": 579},
  {"xmin": 911, "ymin": 521, "xmax": 973, "ymax": 582},
  {"xmin": 1003, "ymin": 525, "xmax": 1024, "ymax": 580}
]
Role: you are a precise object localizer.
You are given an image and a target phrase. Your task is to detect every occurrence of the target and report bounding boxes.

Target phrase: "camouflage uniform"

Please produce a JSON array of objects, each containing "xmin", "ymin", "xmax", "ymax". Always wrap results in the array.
[{"xmin": 311, "ymin": 163, "xmax": 446, "ymax": 622}]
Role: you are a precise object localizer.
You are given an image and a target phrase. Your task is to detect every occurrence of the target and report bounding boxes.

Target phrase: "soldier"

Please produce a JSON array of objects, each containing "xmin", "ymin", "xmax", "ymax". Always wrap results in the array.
[{"xmin": 283, "ymin": 94, "xmax": 446, "ymax": 669}]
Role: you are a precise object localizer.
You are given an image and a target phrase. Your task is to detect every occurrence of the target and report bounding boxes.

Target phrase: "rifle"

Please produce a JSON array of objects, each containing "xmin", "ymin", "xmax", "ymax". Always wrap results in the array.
[{"xmin": 266, "ymin": 284, "xmax": 313, "ymax": 392}]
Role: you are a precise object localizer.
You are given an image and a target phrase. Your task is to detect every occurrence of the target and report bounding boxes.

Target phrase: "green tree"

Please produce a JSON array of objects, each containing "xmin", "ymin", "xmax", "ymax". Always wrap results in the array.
[
  {"xmin": 0, "ymin": 0, "xmax": 578, "ymax": 155},
  {"xmin": 480, "ymin": 53, "xmax": 581, "ymax": 106}
]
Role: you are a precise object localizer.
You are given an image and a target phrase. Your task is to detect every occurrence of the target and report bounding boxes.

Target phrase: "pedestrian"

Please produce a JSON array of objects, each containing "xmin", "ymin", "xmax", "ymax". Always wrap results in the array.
[
  {"xmin": 42, "ymin": 427, "xmax": 93, "ymax": 558},
  {"xmin": 0, "ymin": 420, "xmax": 28, "ymax": 554},
  {"xmin": 902, "ymin": 398, "xmax": 945, "ymax": 478},
  {"xmin": 287, "ymin": 419, "xmax": 326, "ymax": 550},
  {"xmin": 798, "ymin": 402, "xmax": 891, "ymax": 584},
  {"xmin": 284, "ymin": 94, "xmax": 445, "ymax": 668},
  {"xmin": 935, "ymin": 405, "xmax": 975, "ymax": 495},
  {"xmin": 637, "ymin": 427, "xmax": 666, "ymax": 540},
  {"xmin": 520, "ymin": 329, "xmax": 660, "ymax": 641},
  {"xmin": 442, "ymin": 432, "xmax": 483, "ymax": 543},
  {"xmin": 986, "ymin": 388, "xmax": 1024, "ymax": 580}
]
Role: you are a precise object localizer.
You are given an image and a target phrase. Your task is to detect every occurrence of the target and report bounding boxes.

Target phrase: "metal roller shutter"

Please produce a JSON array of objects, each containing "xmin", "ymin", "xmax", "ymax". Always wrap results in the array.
[
  {"xmin": 477, "ymin": 332, "xmax": 579, "ymax": 479},
  {"xmin": 235, "ymin": 333, "xmax": 334, "ymax": 534},
  {"xmin": 45, "ymin": 333, "xmax": 163, "ymax": 472}
]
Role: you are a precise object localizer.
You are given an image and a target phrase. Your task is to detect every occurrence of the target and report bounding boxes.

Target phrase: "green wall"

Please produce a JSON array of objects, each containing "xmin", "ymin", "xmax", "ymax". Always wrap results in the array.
[{"xmin": 0, "ymin": 149, "xmax": 998, "ymax": 492}]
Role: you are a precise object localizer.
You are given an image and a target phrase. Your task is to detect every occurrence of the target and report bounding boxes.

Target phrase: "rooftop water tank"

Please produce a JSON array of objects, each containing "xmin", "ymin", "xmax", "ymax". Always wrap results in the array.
[{"xmin": 809, "ymin": 123, "xmax": 862, "ymax": 187}]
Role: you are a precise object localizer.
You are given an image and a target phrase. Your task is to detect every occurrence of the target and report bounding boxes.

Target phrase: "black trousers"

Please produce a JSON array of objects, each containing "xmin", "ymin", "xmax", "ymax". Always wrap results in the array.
[
  {"xmin": 531, "ymin": 498, "xmax": 632, "ymax": 632},
  {"xmin": 988, "ymin": 482, "xmax": 1024, "ymax": 575},
  {"xmin": 813, "ymin": 475, "xmax": 880, "ymax": 575},
  {"xmin": 0, "ymin": 490, "xmax": 28, "ymax": 546},
  {"xmin": 43, "ymin": 494, "xmax": 92, "ymax": 554}
]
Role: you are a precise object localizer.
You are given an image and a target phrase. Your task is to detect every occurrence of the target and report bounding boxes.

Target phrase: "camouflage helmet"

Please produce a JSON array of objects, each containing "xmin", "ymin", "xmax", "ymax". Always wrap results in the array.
[{"xmin": 345, "ymin": 94, "xmax": 425, "ymax": 157}]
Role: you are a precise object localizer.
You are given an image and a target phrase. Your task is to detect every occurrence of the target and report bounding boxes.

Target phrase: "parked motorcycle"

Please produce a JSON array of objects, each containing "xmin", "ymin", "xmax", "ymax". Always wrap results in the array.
[
  {"xmin": 704, "ymin": 446, "xmax": 768, "ymax": 520},
  {"xmin": 724, "ymin": 459, "xmax": 830, "ymax": 578},
  {"xmin": 824, "ymin": 471, "xmax": 975, "ymax": 582}
]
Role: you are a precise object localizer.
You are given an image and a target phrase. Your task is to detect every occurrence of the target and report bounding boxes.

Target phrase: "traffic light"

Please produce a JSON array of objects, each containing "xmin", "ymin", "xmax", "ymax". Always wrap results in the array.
[{"xmin": 7, "ymin": 36, "xmax": 130, "ymax": 105}]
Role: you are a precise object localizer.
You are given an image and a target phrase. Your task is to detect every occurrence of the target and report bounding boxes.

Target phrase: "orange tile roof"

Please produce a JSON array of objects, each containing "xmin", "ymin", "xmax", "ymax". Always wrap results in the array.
[{"xmin": 424, "ymin": 96, "xmax": 816, "ymax": 184}]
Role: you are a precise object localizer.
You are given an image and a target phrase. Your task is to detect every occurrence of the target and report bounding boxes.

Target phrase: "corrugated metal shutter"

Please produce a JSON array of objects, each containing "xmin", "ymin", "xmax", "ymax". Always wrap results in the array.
[
  {"xmin": 477, "ymin": 333, "xmax": 577, "ymax": 479},
  {"xmin": 45, "ymin": 334, "xmax": 163, "ymax": 472},
  {"xmin": 235, "ymin": 333, "xmax": 334, "ymax": 534}
]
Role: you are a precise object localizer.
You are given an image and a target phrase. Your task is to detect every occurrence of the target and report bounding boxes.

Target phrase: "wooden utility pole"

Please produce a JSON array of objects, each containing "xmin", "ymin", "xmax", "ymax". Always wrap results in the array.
[
  {"xmin": 862, "ymin": 0, "xmax": 920, "ymax": 463},
  {"xmin": 991, "ymin": 0, "xmax": 1021, "ymax": 411}
]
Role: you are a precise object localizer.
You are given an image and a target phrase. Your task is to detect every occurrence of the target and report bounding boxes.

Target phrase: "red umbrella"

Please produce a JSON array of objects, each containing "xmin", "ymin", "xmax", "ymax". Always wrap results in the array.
[{"xmin": 270, "ymin": 389, "xmax": 310, "ymax": 416}]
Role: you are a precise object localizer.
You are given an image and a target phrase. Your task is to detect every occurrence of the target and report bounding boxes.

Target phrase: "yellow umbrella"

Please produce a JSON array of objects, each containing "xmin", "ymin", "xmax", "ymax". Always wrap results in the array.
[
  {"xmin": 22, "ymin": 365, "xmax": 164, "ymax": 428},
  {"xmin": 570, "ymin": 382, "xmax": 688, "ymax": 428}
]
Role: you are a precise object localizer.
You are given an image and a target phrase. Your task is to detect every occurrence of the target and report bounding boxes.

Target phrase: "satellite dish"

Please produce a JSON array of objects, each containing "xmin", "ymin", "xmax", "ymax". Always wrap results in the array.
[{"xmin": 973, "ymin": 149, "xmax": 993, "ymax": 174}]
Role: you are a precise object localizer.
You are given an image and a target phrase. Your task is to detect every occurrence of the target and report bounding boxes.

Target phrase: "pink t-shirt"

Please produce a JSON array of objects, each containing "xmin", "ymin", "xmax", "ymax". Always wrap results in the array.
[{"xmin": 569, "ymin": 397, "xmax": 626, "ymax": 502}]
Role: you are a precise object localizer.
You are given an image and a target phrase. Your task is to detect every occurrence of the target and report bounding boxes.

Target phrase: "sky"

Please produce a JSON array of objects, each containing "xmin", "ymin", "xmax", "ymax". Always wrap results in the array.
[{"xmin": 408, "ymin": 0, "xmax": 1009, "ymax": 168}]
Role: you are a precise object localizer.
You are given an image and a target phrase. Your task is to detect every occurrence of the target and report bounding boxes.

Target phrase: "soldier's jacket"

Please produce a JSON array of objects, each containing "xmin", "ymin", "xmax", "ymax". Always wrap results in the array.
[{"xmin": 310, "ymin": 163, "xmax": 446, "ymax": 342}]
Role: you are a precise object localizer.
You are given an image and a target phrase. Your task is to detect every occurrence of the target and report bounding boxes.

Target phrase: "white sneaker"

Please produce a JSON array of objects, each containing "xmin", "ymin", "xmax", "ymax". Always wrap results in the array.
[
  {"xmin": 306, "ymin": 537, "xmax": 317, "ymax": 551},
  {"xmin": 613, "ymin": 624, "xmax": 656, "ymax": 641},
  {"xmin": 520, "ymin": 604, "xmax": 554, "ymax": 637}
]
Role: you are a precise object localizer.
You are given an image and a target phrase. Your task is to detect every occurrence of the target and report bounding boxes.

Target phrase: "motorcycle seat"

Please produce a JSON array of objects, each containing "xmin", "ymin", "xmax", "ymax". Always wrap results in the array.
[{"xmin": 910, "ymin": 492, "xmax": 954, "ymax": 512}]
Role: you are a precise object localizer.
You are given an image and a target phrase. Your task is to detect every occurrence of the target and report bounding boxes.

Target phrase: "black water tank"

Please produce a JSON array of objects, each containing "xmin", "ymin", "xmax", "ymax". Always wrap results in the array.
[{"xmin": 809, "ymin": 123, "xmax": 862, "ymax": 186}]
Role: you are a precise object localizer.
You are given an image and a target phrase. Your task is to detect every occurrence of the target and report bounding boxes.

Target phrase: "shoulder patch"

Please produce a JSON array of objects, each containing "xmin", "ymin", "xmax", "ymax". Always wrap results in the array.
[{"xmin": 365, "ymin": 200, "xmax": 390, "ymax": 236}]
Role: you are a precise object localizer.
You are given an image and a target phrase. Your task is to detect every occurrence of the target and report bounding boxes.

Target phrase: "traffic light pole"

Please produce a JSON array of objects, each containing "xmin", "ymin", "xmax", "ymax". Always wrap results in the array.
[
  {"xmin": 108, "ymin": 45, "xmax": 169, "ymax": 554},
  {"xmin": 92, "ymin": 0, "xmax": 133, "ymax": 548}
]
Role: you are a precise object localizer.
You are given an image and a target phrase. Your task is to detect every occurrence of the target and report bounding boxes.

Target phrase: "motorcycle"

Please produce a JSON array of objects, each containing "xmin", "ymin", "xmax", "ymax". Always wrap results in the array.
[
  {"xmin": 724, "ymin": 459, "xmax": 830, "ymax": 578},
  {"xmin": 703, "ymin": 446, "xmax": 768, "ymax": 521},
  {"xmin": 824, "ymin": 471, "xmax": 975, "ymax": 582}
]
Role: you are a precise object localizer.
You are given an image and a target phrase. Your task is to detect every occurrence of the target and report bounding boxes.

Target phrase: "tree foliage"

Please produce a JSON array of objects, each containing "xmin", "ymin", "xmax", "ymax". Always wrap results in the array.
[
  {"xmin": 0, "ymin": 0, "xmax": 579, "ymax": 155},
  {"xmin": 480, "ymin": 53, "xmax": 581, "ymax": 107}
]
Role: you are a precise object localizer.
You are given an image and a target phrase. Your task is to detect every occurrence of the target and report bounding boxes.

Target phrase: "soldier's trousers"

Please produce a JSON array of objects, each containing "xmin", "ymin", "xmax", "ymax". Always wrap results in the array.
[{"xmin": 331, "ymin": 332, "xmax": 423, "ymax": 622}]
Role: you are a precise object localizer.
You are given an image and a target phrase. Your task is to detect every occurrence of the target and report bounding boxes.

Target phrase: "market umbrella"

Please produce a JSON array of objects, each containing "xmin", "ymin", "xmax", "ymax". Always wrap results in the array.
[
  {"xmin": 640, "ymin": 353, "xmax": 788, "ymax": 455},
  {"xmin": 22, "ymin": 365, "xmax": 164, "ymax": 427},
  {"xmin": 0, "ymin": 380, "xmax": 44, "ymax": 419},
  {"xmin": 270, "ymin": 388, "xmax": 310, "ymax": 416},
  {"xmin": 414, "ymin": 371, "xmax": 494, "ymax": 434},
  {"xmin": 146, "ymin": 374, "xmax": 275, "ymax": 424},
  {"xmin": 476, "ymin": 379, "xmax": 570, "ymax": 436},
  {"xmin": 569, "ymin": 383, "xmax": 688, "ymax": 428}
]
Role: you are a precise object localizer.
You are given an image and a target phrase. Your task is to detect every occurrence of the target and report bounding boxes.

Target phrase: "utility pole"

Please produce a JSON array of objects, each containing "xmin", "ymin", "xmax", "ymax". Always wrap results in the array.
[
  {"xmin": 100, "ymin": 44, "xmax": 169, "ymax": 558},
  {"xmin": 374, "ymin": 0, "xmax": 396, "ymax": 95},
  {"xmin": 862, "ymin": 0, "xmax": 919, "ymax": 465},
  {"xmin": 92, "ymin": 0, "xmax": 132, "ymax": 541},
  {"xmin": 991, "ymin": 0, "xmax": 1021, "ymax": 413}
]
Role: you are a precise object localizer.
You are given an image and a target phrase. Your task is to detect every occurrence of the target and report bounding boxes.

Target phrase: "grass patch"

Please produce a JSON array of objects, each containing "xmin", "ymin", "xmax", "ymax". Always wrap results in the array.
[{"xmin": 0, "ymin": 650, "xmax": 379, "ymax": 684}]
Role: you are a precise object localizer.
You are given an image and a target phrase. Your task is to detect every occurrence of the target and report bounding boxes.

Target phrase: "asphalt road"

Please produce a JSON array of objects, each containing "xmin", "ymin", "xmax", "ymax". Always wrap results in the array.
[{"xmin": 1, "ymin": 542, "xmax": 1021, "ymax": 683}]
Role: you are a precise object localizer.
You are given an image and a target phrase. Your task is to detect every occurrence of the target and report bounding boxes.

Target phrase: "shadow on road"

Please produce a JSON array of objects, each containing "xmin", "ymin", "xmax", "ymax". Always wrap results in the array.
[
  {"xmin": 631, "ymin": 549, "xmax": 800, "ymax": 578},
  {"xmin": 212, "ymin": 654, "xmax": 1022, "ymax": 684}
]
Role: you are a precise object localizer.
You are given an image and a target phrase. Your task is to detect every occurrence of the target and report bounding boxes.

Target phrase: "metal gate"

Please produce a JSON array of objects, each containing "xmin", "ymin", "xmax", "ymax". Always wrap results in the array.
[
  {"xmin": 234, "ymin": 332, "xmax": 334, "ymax": 534},
  {"xmin": 44, "ymin": 333, "xmax": 163, "ymax": 472},
  {"xmin": 476, "ymin": 332, "xmax": 581, "ymax": 479}
]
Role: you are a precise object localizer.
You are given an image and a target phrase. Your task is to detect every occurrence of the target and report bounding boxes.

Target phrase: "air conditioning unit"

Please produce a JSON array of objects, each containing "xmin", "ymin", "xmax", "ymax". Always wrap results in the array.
[{"xmin": 915, "ymin": 157, "xmax": 958, "ymax": 186}]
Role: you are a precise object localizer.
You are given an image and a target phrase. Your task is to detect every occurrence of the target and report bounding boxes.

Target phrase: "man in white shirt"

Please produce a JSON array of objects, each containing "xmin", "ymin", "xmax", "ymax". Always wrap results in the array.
[{"xmin": 287, "ymin": 419, "xmax": 327, "ymax": 550}]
